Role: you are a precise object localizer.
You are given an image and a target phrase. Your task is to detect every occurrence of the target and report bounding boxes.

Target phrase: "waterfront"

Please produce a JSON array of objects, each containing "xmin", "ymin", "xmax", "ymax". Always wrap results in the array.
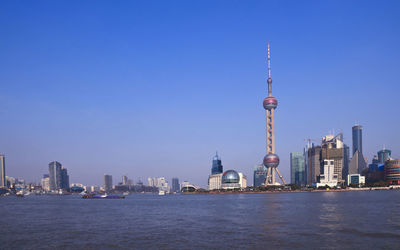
[{"xmin": 1, "ymin": 190, "xmax": 400, "ymax": 249}]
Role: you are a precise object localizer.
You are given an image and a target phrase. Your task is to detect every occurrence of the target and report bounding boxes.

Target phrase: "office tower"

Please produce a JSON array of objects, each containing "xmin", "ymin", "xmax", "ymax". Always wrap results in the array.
[
  {"xmin": 307, "ymin": 145, "xmax": 321, "ymax": 186},
  {"xmin": 350, "ymin": 125, "xmax": 367, "ymax": 174},
  {"xmin": 0, "ymin": 155, "xmax": 5, "ymax": 188},
  {"xmin": 253, "ymin": 165, "xmax": 268, "ymax": 187},
  {"xmin": 211, "ymin": 152, "xmax": 223, "ymax": 174},
  {"xmin": 60, "ymin": 167, "xmax": 69, "ymax": 190},
  {"xmin": 320, "ymin": 133, "xmax": 346, "ymax": 185},
  {"xmin": 262, "ymin": 44, "xmax": 286, "ymax": 185},
  {"xmin": 378, "ymin": 148, "xmax": 391, "ymax": 164},
  {"xmin": 172, "ymin": 178, "xmax": 180, "ymax": 193},
  {"xmin": 104, "ymin": 174, "xmax": 113, "ymax": 192},
  {"xmin": 290, "ymin": 152, "xmax": 305, "ymax": 186},
  {"xmin": 352, "ymin": 125, "xmax": 363, "ymax": 155},
  {"xmin": 316, "ymin": 159, "xmax": 338, "ymax": 188},
  {"xmin": 48, "ymin": 161, "xmax": 62, "ymax": 190},
  {"xmin": 122, "ymin": 175, "xmax": 128, "ymax": 185}
]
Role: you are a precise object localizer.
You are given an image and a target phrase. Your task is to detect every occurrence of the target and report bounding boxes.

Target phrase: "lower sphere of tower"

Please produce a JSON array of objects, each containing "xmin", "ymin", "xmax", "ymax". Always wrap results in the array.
[
  {"xmin": 263, "ymin": 96, "xmax": 278, "ymax": 110},
  {"xmin": 263, "ymin": 153, "xmax": 280, "ymax": 168}
]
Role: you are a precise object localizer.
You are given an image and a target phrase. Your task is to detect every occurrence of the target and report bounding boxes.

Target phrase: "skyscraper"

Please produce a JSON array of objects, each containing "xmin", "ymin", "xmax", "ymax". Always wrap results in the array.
[
  {"xmin": 104, "ymin": 174, "xmax": 113, "ymax": 192},
  {"xmin": 378, "ymin": 148, "xmax": 391, "ymax": 164},
  {"xmin": 60, "ymin": 167, "xmax": 69, "ymax": 190},
  {"xmin": 0, "ymin": 155, "xmax": 5, "ymax": 188},
  {"xmin": 122, "ymin": 175, "xmax": 128, "ymax": 185},
  {"xmin": 211, "ymin": 152, "xmax": 223, "ymax": 174},
  {"xmin": 320, "ymin": 133, "xmax": 346, "ymax": 185},
  {"xmin": 172, "ymin": 178, "xmax": 180, "ymax": 193},
  {"xmin": 290, "ymin": 152, "xmax": 305, "ymax": 186},
  {"xmin": 253, "ymin": 165, "xmax": 268, "ymax": 187},
  {"xmin": 262, "ymin": 44, "xmax": 286, "ymax": 185},
  {"xmin": 307, "ymin": 145, "xmax": 321, "ymax": 186},
  {"xmin": 352, "ymin": 125, "xmax": 363, "ymax": 155},
  {"xmin": 48, "ymin": 161, "xmax": 62, "ymax": 190}
]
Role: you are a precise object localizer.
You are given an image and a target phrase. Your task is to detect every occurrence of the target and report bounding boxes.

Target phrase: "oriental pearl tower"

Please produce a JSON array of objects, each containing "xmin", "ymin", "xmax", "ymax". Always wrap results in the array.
[{"xmin": 262, "ymin": 43, "xmax": 286, "ymax": 185}]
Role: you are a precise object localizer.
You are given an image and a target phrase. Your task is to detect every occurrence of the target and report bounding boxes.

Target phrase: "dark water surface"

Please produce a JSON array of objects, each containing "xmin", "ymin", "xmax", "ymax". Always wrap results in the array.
[{"xmin": 1, "ymin": 190, "xmax": 400, "ymax": 249}]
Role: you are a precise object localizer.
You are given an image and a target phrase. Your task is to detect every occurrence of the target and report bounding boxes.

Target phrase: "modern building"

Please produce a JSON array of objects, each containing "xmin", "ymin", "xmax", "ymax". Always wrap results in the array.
[
  {"xmin": 253, "ymin": 165, "xmax": 268, "ymax": 187},
  {"xmin": 104, "ymin": 174, "xmax": 113, "ymax": 192},
  {"xmin": 122, "ymin": 175, "xmax": 128, "ymax": 185},
  {"xmin": 307, "ymin": 145, "xmax": 321, "ymax": 186},
  {"xmin": 172, "ymin": 177, "xmax": 180, "ymax": 193},
  {"xmin": 60, "ymin": 167, "xmax": 69, "ymax": 190},
  {"xmin": 208, "ymin": 173, "xmax": 223, "ymax": 190},
  {"xmin": 41, "ymin": 174, "xmax": 50, "ymax": 191},
  {"xmin": 384, "ymin": 159, "xmax": 400, "ymax": 184},
  {"xmin": 211, "ymin": 152, "xmax": 223, "ymax": 174},
  {"xmin": 221, "ymin": 170, "xmax": 241, "ymax": 190},
  {"xmin": 352, "ymin": 125, "xmax": 363, "ymax": 155},
  {"xmin": 378, "ymin": 149, "xmax": 392, "ymax": 164},
  {"xmin": 347, "ymin": 174, "xmax": 365, "ymax": 187},
  {"xmin": 262, "ymin": 44, "xmax": 286, "ymax": 185},
  {"xmin": 290, "ymin": 152, "xmax": 305, "ymax": 186},
  {"xmin": 349, "ymin": 150, "xmax": 367, "ymax": 176},
  {"xmin": 48, "ymin": 161, "xmax": 62, "ymax": 191},
  {"xmin": 320, "ymin": 133, "xmax": 346, "ymax": 185},
  {"xmin": 317, "ymin": 159, "xmax": 338, "ymax": 188},
  {"xmin": 0, "ymin": 155, "xmax": 5, "ymax": 188},
  {"xmin": 238, "ymin": 172, "xmax": 247, "ymax": 189}
]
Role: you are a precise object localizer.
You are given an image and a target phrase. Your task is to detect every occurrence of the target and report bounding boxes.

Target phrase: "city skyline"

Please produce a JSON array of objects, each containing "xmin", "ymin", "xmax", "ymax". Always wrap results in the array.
[{"xmin": 1, "ymin": 1, "xmax": 400, "ymax": 187}]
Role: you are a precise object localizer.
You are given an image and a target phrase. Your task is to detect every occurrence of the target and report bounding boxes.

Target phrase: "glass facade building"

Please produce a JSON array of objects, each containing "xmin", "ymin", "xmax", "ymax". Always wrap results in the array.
[
  {"xmin": 211, "ymin": 152, "xmax": 223, "ymax": 175},
  {"xmin": 290, "ymin": 152, "xmax": 305, "ymax": 186},
  {"xmin": 48, "ymin": 161, "xmax": 62, "ymax": 190},
  {"xmin": 253, "ymin": 165, "xmax": 267, "ymax": 187},
  {"xmin": 378, "ymin": 149, "xmax": 391, "ymax": 164},
  {"xmin": 352, "ymin": 125, "xmax": 363, "ymax": 155},
  {"xmin": 104, "ymin": 174, "xmax": 113, "ymax": 192},
  {"xmin": 0, "ymin": 155, "xmax": 5, "ymax": 188},
  {"xmin": 172, "ymin": 178, "xmax": 180, "ymax": 193}
]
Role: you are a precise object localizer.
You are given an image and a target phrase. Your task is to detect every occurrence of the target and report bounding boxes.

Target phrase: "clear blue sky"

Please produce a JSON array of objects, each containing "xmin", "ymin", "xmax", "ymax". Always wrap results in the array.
[{"xmin": 1, "ymin": 0, "xmax": 399, "ymax": 187}]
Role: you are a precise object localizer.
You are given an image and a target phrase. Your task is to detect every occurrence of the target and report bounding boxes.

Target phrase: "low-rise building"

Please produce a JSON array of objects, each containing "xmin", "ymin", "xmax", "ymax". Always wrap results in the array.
[{"xmin": 347, "ymin": 174, "xmax": 365, "ymax": 187}]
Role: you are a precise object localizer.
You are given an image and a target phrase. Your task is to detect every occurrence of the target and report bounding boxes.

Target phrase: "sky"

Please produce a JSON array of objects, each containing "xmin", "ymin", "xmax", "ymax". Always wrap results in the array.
[{"xmin": 1, "ymin": 0, "xmax": 399, "ymax": 187}]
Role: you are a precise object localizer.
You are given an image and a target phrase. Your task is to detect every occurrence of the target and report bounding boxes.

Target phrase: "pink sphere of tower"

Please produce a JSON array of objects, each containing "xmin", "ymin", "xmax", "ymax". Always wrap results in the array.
[
  {"xmin": 263, "ymin": 153, "xmax": 280, "ymax": 168},
  {"xmin": 263, "ymin": 96, "xmax": 278, "ymax": 110}
]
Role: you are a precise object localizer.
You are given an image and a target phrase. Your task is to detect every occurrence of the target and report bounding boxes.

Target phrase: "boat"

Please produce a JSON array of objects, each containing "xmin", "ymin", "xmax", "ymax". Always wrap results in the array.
[
  {"xmin": 158, "ymin": 190, "xmax": 166, "ymax": 196},
  {"xmin": 82, "ymin": 193, "xmax": 125, "ymax": 199}
]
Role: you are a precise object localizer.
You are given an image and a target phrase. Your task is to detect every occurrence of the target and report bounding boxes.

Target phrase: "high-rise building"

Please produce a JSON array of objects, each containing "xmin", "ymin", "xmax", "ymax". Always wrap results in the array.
[
  {"xmin": 0, "ymin": 155, "xmax": 5, "ymax": 188},
  {"xmin": 60, "ymin": 167, "xmax": 69, "ymax": 190},
  {"xmin": 104, "ymin": 174, "xmax": 113, "ymax": 192},
  {"xmin": 307, "ymin": 145, "xmax": 321, "ymax": 186},
  {"xmin": 253, "ymin": 165, "xmax": 268, "ymax": 187},
  {"xmin": 208, "ymin": 173, "xmax": 223, "ymax": 190},
  {"xmin": 352, "ymin": 125, "xmax": 363, "ymax": 155},
  {"xmin": 48, "ymin": 161, "xmax": 62, "ymax": 190},
  {"xmin": 290, "ymin": 152, "xmax": 305, "ymax": 186},
  {"xmin": 316, "ymin": 159, "xmax": 338, "ymax": 188},
  {"xmin": 211, "ymin": 152, "xmax": 223, "ymax": 174},
  {"xmin": 262, "ymin": 44, "xmax": 286, "ymax": 185},
  {"xmin": 320, "ymin": 133, "xmax": 346, "ymax": 185},
  {"xmin": 172, "ymin": 178, "xmax": 180, "ymax": 193},
  {"xmin": 122, "ymin": 175, "xmax": 128, "ymax": 185},
  {"xmin": 378, "ymin": 149, "xmax": 391, "ymax": 164}
]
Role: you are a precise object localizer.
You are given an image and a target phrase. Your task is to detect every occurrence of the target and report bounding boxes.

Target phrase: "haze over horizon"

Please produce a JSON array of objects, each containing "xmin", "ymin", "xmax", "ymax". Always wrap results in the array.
[{"xmin": 1, "ymin": 0, "xmax": 399, "ymax": 187}]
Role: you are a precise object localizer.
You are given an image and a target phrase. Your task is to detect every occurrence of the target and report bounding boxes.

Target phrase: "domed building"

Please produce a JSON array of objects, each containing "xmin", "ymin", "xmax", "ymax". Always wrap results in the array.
[{"xmin": 221, "ymin": 170, "xmax": 247, "ymax": 190}]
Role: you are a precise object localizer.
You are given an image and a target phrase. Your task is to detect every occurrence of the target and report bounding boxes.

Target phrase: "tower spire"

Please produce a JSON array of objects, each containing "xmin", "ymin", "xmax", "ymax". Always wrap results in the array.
[{"xmin": 267, "ymin": 43, "xmax": 272, "ymax": 96}]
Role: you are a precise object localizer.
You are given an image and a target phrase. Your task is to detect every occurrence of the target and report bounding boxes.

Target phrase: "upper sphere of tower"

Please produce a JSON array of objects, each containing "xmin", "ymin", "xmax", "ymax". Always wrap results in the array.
[
  {"xmin": 263, "ymin": 153, "xmax": 280, "ymax": 168},
  {"xmin": 268, "ymin": 78, "xmax": 272, "ymax": 84},
  {"xmin": 263, "ymin": 96, "xmax": 278, "ymax": 110}
]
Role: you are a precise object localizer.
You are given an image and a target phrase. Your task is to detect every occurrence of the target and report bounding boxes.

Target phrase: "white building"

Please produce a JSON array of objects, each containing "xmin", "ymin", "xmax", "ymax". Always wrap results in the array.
[
  {"xmin": 347, "ymin": 174, "xmax": 365, "ymax": 187},
  {"xmin": 208, "ymin": 173, "xmax": 223, "ymax": 190},
  {"xmin": 316, "ymin": 159, "xmax": 338, "ymax": 188},
  {"xmin": 41, "ymin": 177, "xmax": 50, "ymax": 191},
  {"xmin": 238, "ymin": 173, "xmax": 247, "ymax": 189}
]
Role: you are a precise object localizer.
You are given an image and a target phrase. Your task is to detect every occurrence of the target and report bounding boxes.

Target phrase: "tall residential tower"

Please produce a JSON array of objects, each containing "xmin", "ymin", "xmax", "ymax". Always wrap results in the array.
[{"xmin": 262, "ymin": 44, "xmax": 286, "ymax": 185}]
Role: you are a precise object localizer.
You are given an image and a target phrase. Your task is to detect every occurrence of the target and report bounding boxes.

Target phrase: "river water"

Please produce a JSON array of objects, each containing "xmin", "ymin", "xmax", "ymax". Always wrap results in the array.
[{"xmin": 1, "ymin": 190, "xmax": 400, "ymax": 249}]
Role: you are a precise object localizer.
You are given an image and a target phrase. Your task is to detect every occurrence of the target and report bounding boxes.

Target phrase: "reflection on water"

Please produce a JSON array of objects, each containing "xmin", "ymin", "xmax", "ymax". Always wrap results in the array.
[{"xmin": 0, "ymin": 191, "xmax": 400, "ymax": 249}]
